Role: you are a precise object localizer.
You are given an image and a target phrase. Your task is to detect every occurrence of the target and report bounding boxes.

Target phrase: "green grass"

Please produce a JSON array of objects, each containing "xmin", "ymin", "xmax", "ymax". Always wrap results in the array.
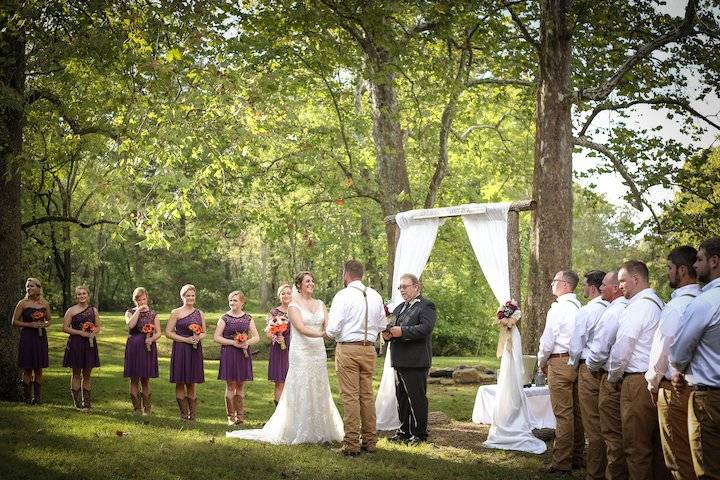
[{"xmin": 0, "ymin": 311, "xmax": 560, "ymax": 479}]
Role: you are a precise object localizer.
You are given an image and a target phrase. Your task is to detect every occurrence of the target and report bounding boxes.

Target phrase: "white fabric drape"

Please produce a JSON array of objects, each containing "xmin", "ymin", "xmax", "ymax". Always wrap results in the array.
[
  {"xmin": 375, "ymin": 211, "xmax": 443, "ymax": 431},
  {"xmin": 462, "ymin": 203, "xmax": 546, "ymax": 454}
]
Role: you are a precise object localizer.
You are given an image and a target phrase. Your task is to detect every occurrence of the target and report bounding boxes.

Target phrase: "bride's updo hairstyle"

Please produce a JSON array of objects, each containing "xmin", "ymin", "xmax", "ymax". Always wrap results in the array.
[{"xmin": 293, "ymin": 271, "xmax": 314, "ymax": 292}]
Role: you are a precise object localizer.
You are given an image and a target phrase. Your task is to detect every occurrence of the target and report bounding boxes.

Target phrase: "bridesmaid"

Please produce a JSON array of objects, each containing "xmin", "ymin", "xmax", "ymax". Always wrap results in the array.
[
  {"xmin": 12, "ymin": 278, "xmax": 51, "ymax": 404},
  {"xmin": 214, "ymin": 290, "xmax": 259, "ymax": 425},
  {"xmin": 265, "ymin": 284, "xmax": 292, "ymax": 405},
  {"xmin": 166, "ymin": 284, "xmax": 206, "ymax": 421},
  {"xmin": 62, "ymin": 285, "xmax": 101, "ymax": 410},
  {"xmin": 124, "ymin": 287, "xmax": 161, "ymax": 415}
]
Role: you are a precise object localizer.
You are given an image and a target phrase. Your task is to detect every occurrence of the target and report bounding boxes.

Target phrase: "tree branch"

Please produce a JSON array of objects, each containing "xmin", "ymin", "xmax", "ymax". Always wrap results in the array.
[
  {"xmin": 22, "ymin": 216, "xmax": 120, "ymax": 231},
  {"xmin": 573, "ymin": 136, "xmax": 644, "ymax": 211},
  {"xmin": 503, "ymin": 0, "xmax": 540, "ymax": 51},
  {"xmin": 578, "ymin": 95, "xmax": 720, "ymax": 136},
  {"xmin": 466, "ymin": 77, "xmax": 535, "ymax": 88},
  {"xmin": 577, "ymin": 0, "xmax": 699, "ymax": 102}
]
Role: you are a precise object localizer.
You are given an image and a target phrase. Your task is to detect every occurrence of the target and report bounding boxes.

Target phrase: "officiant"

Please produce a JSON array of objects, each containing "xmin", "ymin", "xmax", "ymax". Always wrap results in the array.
[{"xmin": 382, "ymin": 273, "xmax": 436, "ymax": 445}]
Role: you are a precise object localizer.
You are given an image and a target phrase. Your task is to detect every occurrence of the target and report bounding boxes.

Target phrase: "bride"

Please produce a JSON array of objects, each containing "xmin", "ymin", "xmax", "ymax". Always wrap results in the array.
[{"xmin": 226, "ymin": 271, "xmax": 344, "ymax": 444}]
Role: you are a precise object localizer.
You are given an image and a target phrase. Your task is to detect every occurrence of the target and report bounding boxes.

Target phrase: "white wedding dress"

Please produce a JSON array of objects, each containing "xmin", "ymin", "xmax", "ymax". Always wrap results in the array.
[{"xmin": 226, "ymin": 300, "xmax": 344, "ymax": 444}]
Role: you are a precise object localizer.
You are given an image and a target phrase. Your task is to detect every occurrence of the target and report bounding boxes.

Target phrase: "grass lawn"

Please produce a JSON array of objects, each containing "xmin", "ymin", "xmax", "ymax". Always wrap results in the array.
[{"xmin": 0, "ymin": 311, "xmax": 563, "ymax": 479}]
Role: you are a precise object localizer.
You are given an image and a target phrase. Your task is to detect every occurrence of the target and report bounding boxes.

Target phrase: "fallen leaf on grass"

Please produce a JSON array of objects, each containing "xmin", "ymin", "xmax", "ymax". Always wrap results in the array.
[{"xmin": 115, "ymin": 431, "xmax": 128, "ymax": 437}]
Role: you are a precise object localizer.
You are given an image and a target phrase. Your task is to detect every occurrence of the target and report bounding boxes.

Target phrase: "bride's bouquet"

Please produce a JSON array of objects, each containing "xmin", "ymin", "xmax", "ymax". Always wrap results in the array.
[{"xmin": 495, "ymin": 300, "xmax": 521, "ymax": 358}]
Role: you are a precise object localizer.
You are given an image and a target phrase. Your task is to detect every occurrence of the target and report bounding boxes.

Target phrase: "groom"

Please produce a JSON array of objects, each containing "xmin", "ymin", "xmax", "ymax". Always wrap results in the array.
[
  {"xmin": 382, "ymin": 273, "xmax": 437, "ymax": 444},
  {"xmin": 327, "ymin": 260, "xmax": 386, "ymax": 456}
]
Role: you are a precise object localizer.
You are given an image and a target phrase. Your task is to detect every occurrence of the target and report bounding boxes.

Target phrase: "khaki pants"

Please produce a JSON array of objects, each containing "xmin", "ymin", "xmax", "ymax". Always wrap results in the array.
[
  {"xmin": 599, "ymin": 373, "xmax": 628, "ymax": 480},
  {"xmin": 335, "ymin": 344, "xmax": 377, "ymax": 452},
  {"xmin": 547, "ymin": 356, "xmax": 584, "ymax": 470},
  {"xmin": 658, "ymin": 382, "xmax": 696, "ymax": 480},
  {"xmin": 620, "ymin": 373, "xmax": 671, "ymax": 480},
  {"xmin": 689, "ymin": 390, "xmax": 720, "ymax": 480},
  {"xmin": 579, "ymin": 363, "xmax": 606, "ymax": 479}
]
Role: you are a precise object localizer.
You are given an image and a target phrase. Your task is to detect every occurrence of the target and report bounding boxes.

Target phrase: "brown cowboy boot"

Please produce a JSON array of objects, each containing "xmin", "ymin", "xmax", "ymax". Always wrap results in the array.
[
  {"xmin": 176, "ymin": 397, "xmax": 189, "ymax": 421},
  {"xmin": 82, "ymin": 388, "xmax": 92, "ymax": 410},
  {"xmin": 71, "ymin": 389, "xmax": 83, "ymax": 410},
  {"xmin": 233, "ymin": 394, "xmax": 245, "ymax": 424},
  {"xmin": 225, "ymin": 396, "xmax": 236, "ymax": 425},
  {"xmin": 32, "ymin": 381, "xmax": 41, "ymax": 405},
  {"xmin": 130, "ymin": 393, "xmax": 142, "ymax": 415},
  {"xmin": 22, "ymin": 382, "xmax": 32, "ymax": 404},
  {"xmin": 141, "ymin": 392, "xmax": 152, "ymax": 416},
  {"xmin": 187, "ymin": 397, "xmax": 198, "ymax": 421}
]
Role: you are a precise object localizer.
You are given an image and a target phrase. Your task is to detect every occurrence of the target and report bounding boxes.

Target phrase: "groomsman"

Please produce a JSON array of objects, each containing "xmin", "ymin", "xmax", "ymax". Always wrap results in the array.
[
  {"xmin": 607, "ymin": 260, "xmax": 670, "ymax": 480},
  {"xmin": 383, "ymin": 273, "xmax": 436, "ymax": 445},
  {"xmin": 646, "ymin": 247, "xmax": 700, "ymax": 480},
  {"xmin": 538, "ymin": 270, "xmax": 583, "ymax": 474},
  {"xmin": 586, "ymin": 271, "xmax": 629, "ymax": 480},
  {"xmin": 671, "ymin": 236, "xmax": 720, "ymax": 480},
  {"xmin": 568, "ymin": 270, "xmax": 609, "ymax": 480}
]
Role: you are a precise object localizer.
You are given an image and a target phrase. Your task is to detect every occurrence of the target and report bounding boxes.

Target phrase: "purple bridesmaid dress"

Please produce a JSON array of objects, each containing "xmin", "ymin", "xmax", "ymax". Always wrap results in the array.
[
  {"xmin": 123, "ymin": 307, "xmax": 160, "ymax": 378},
  {"xmin": 62, "ymin": 306, "xmax": 101, "ymax": 369},
  {"xmin": 169, "ymin": 309, "xmax": 205, "ymax": 384},
  {"xmin": 267, "ymin": 307, "xmax": 290, "ymax": 382},
  {"xmin": 17, "ymin": 307, "xmax": 49, "ymax": 369},
  {"xmin": 217, "ymin": 313, "xmax": 254, "ymax": 381}
]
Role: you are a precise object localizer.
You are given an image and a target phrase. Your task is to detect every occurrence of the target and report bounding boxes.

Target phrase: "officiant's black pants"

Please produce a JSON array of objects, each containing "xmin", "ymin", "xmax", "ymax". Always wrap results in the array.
[{"xmin": 395, "ymin": 367, "xmax": 429, "ymax": 439}]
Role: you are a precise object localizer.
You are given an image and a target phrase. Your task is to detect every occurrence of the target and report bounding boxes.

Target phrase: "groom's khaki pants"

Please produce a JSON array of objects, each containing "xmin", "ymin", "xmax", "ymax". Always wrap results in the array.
[
  {"xmin": 335, "ymin": 343, "xmax": 377, "ymax": 452},
  {"xmin": 547, "ymin": 356, "xmax": 584, "ymax": 471}
]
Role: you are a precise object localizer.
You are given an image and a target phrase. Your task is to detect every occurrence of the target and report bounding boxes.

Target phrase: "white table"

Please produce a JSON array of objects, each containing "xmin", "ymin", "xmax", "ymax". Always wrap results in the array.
[{"xmin": 471, "ymin": 384, "xmax": 555, "ymax": 429}]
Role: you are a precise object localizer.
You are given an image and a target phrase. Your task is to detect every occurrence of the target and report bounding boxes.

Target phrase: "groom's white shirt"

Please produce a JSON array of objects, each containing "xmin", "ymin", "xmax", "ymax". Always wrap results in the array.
[{"xmin": 327, "ymin": 280, "xmax": 385, "ymax": 343}]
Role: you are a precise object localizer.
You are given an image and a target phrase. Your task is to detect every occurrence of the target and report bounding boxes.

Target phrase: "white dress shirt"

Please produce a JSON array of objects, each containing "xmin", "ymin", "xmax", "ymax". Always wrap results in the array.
[
  {"xmin": 537, "ymin": 293, "xmax": 581, "ymax": 368},
  {"xmin": 607, "ymin": 288, "xmax": 664, "ymax": 383},
  {"xmin": 586, "ymin": 296, "xmax": 629, "ymax": 372},
  {"xmin": 670, "ymin": 277, "xmax": 720, "ymax": 387},
  {"xmin": 568, "ymin": 295, "xmax": 610, "ymax": 366},
  {"xmin": 645, "ymin": 283, "xmax": 701, "ymax": 391},
  {"xmin": 327, "ymin": 280, "xmax": 386, "ymax": 343}
]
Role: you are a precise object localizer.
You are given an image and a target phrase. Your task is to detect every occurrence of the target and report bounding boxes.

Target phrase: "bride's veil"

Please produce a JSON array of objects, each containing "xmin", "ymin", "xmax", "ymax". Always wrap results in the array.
[{"xmin": 291, "ymin": 284, "xmax": 301, "ymax": 303}]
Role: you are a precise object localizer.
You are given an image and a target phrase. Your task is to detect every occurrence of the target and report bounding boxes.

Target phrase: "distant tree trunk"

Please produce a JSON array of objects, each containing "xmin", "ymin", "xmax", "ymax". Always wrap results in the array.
[
  {"xmin": 0, "ymin": 2, "xmax": 25, "ymax": 401},
  {"xmin": 259, "ymin": 243, "xmax": 270, "ymax": 310},
  {"xmin": 523, "ymin": 0, "xmax": 574, "ymax": 353}
]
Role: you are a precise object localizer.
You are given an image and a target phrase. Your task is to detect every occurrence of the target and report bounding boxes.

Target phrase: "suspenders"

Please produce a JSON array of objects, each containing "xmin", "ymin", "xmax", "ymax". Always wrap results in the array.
[
  {"xmin": 641, "ymin": 296, "xmax": 663, "ymax": 310},
  {"xmin": 350, "ymin": 285, "xmax": 369, "ymax": 343}
]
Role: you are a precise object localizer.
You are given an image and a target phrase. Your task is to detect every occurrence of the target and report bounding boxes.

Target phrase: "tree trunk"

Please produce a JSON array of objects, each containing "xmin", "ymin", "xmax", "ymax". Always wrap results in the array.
[
  {"xmin": 0, "ymin": 2, "xmax": 25, "ymax": 401},
  {"xmin": 523, "ymin": 0, "xmax": 574, "ymax": 354},
  {"xmin": 259, "ymin": 242, "xmax": 270, "ymax": 311},
  {"xmin": 367, "ymin": 60, "xmax": 413, "ymax": 297}
]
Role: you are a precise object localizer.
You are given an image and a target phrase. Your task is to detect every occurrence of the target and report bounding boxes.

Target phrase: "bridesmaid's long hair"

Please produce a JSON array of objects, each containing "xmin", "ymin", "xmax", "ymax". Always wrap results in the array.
[{"xmin": 24, "ymin": 277, "xmax": 46, "ymax": 303}]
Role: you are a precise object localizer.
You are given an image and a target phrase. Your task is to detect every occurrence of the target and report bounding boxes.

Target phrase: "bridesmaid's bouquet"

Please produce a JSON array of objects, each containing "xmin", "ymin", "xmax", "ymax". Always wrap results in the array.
[
  {"xmin": 142, "ymin": 324, "xmax": 155, "ymax": 352},
  {"xmin": 269, "ymin": 318, "xmax": 288, "ymax": 350},
  {"xmin": 82, "ymin": 321, "xmax": 96, "ymax": 347},
  {"xmin": 188, "ymin": 323, "xmax": 203, "ymax": 349},
  {"xmin": 31, "ymin": 310, "xmax": 47, "ymax": 337},
  {"xmin": 235, "ymin": 332, "xmax": 249, "ymax": 357}
]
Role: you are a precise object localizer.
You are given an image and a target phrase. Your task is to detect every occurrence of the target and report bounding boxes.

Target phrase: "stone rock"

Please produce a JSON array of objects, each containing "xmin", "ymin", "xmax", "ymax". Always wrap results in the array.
[
  {"xmin": 427, "ymin": 411, "xmax": 450, "ymax": 425},
  {"xmin": 428, "ymin": 367, "xmax": 455, "ymax": 378},
  {"xmin": 439, "ymin": 378, "xmax": 455, "ymax": 385},
  {"xmin": 427, "ymin": 377, "xmax": 442, "ymax": 384},
  {"xmin": 452, "ymin": 367, "xmax": 482, "ymax": 384},
  {"xmin": 477, "ymin": 372, "xmax": 497, "ymax": 385}
]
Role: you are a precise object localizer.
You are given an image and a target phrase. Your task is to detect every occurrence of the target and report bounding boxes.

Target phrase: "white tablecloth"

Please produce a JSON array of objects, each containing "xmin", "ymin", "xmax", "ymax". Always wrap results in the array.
[{"xmin": 472, "ymin": 384, "xmax": 555, "ymax": 429}]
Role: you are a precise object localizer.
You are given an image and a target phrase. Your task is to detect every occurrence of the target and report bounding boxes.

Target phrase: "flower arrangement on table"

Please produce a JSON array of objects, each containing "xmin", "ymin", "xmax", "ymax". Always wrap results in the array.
[
  {"xmin": 188, "ymin": 323, "xmax": 203, "ymax": 349},
  {"xmin": 82, "ymin": 321, "xmax": 96, "ymax": 347},
  {"xmin": 495, "ymin": 299, "xmax": 521, "ymax": 358},
  {"xmin": 234, "ymin": 332, "xmax": 249, "ymax": 357},
  {"xmin": 31, "ymin": 310, "xmax": 48, "ymax": 337},
  {"xmin": 142, "ymin": 323, "xmax": 155, "ymax": 352}
]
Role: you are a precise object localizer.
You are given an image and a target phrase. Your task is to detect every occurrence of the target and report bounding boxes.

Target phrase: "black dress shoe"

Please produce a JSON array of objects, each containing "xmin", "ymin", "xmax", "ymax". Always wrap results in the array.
[
  {"xmin": 388, "ymin": 434, "xmax": 410, "ymax": 444},
  {"xmin": 406, "ymin": 435, "xmax": 427, "ymax": 445}
]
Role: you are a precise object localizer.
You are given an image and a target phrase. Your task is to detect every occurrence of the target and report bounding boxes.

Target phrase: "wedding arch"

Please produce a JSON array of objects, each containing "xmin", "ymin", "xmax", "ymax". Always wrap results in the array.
[{"xmin": 375, "ymin": 200, "xmax": 546, "ymax": 454}]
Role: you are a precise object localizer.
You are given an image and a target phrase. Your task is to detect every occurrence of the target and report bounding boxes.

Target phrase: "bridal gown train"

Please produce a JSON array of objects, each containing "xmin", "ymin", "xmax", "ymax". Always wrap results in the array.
[{"xmin": 226, "ymin": 300, "xmax": 344, "ymax": 444}]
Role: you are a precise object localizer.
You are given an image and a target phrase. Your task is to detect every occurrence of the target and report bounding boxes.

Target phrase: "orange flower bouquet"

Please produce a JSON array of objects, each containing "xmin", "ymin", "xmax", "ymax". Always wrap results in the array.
[
  {"xmin": 235, "ymin": 332, "xmax": 249, "ymax": 357},
  {"xmin": 31, "ymin": 310, "xmax": 47, "ymax": 337},
  {"xmin": 188, "ymin": 323, "xmax": 203, "ymax": 349},
  {"xmin": 141, "ymin": 323, "xmax": 155, "ymax": 352},
  {"xmin": 270, "ymin": 321, "xmax": 288, "ymax": 350},
  {"xmin": 82, "ymin": 321, "xmax": 96, "ymax": 347}
]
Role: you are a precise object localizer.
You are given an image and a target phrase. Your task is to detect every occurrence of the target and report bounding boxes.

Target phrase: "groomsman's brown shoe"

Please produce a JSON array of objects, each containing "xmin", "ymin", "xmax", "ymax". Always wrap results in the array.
[
  {"xmin": 334, "ymin": 446, "xmax": 360, "ymax": 457},
  {"xmin": 361, "ymin": 443, "xmax": 377, "ymax": 453}
]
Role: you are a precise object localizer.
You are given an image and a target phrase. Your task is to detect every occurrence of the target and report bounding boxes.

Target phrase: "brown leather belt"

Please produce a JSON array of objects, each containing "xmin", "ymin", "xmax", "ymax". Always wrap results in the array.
[
  {"xmin": 578, "ymin": 359, "xmax": 586, "ymax": 365},
  {"xmin": 548, "ymin": 353, "xmax": 569, "ymax": 359},
  {"xmin": 623, "ymin": 371, "xmax": 645, "ymax": 377},
  {"xmin": 691, "ymin": 385, "xmax": 720, "ymax": 391},
  {"xmin": 339, "ymin": 341, "xmax": 374, "ymax": 346}
]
